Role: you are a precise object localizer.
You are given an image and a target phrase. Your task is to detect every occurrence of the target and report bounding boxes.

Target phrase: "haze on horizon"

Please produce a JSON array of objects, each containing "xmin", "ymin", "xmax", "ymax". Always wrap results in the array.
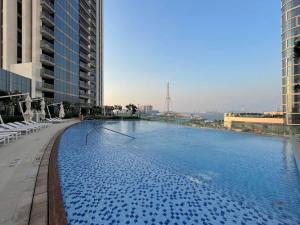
[{"xmin": 104, "ymin": 0, "xmax": 281, "ymax": 113}]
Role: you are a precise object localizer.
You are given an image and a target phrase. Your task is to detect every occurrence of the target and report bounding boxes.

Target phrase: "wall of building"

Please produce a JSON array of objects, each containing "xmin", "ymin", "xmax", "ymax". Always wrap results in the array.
[
  {"xmin": 281, "ymin": 1, "xmax": 300, "ymax": 125},
  {"xmin": 0, "ymin": 68, "xmax": 31, "ymax": 94},
  {"xmin": 0, "ymin": 0, "xmax": 103, "ymax": 107},
  {"xmin": 2, "ymin": 0, "xmax": 18, "ymax": 69},
  {"xmin": 224, "ymin": 115, "xmax": 284, "ymax": 129}
]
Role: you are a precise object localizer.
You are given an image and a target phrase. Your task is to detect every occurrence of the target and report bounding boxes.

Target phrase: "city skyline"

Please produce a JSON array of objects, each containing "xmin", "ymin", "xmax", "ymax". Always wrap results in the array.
[{"xmin": 104, "ymin": 0, "xmax": 281, "ymax": 112}]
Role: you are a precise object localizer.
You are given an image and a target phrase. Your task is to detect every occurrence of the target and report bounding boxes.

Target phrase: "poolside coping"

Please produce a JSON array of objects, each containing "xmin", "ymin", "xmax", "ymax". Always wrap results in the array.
[{"xmin": 28, "ymin": 124, "xmax": 77, "ymax": 225}]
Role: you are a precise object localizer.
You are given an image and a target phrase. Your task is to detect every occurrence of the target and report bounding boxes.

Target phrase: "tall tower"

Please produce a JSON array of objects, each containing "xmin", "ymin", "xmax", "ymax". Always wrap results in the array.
[
  {"xmin": 166, "ymin": 82, "xmax": 171, "ymax": 113},
  {"xmin": 282, "ymin": 1, "xmax": 300, "ymax": 126},
  {"xmin": 0, "ymin": 0, "xmax": 103, "ymax": 108}
]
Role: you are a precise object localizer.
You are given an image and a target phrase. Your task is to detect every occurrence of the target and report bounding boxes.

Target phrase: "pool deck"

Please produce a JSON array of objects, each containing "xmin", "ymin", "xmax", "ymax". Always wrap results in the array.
[{"xmin": 0, "ymin": 120, "xmax": 78, "ymax": 225}]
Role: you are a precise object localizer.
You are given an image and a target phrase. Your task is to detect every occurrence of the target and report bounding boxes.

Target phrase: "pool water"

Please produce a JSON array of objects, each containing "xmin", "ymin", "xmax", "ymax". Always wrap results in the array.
[{"xmin": 58, "ymin": 120, "xmax": 300, "ymax": 225}]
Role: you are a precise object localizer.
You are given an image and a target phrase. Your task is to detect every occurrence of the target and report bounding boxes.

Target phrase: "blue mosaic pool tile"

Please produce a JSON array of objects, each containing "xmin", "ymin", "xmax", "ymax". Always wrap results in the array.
[{"xmin": 58, "ymin": 122, "xmax": 300, "ymax": 225}]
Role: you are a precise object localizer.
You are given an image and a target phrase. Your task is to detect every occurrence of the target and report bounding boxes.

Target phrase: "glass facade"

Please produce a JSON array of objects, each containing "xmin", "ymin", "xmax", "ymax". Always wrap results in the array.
[
  {"xmin": 39, "ymin": 0, "xmax": 101, "ymax": 108},
  {"xmin": 53, "ymin": 0, "xmax": 80, "ymax": 104},
  {"xmin": 0, "ymin": 69, "xmax": 31, "ymax": 94},
  {"xmin": 282, "ymin": 0, "xmax": 300, "ymax": 124}
]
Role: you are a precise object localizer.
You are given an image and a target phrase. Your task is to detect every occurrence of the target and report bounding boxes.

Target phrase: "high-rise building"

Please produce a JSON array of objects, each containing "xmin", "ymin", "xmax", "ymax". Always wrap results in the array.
[
  {"xmin": 0, "ymin": 0, "xmax": 103, "ymax": 109},
  {"xmin": 282, "ymin": 0, "xmax": 300, "ymax": 125}
]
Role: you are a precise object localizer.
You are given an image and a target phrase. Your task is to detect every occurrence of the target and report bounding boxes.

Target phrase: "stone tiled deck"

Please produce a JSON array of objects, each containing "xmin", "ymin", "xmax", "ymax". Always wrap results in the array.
[{"xmin": 0, "ymin": 120, "xmax": 78, "ymax": 225}]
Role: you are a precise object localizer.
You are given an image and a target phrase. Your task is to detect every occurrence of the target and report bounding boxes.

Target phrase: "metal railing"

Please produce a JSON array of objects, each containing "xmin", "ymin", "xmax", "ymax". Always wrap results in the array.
[
  {"xmin": 41, "ymin": 11, "xmax": 54, "ymax": 25},
  {"xmin": 80, "ymin": 62, "xmax": 90, "ymax": 71},
  {"xmin": 36, "ymin": 81, "xmax": 54, "ymax": 90},
  {"xmin": 41, "ymin": 0, "xmax": 54, "ymax": 12},
  {"xmin": 41, "ymin": 54, "xmax": 54, "ymax": 64},
  {"xmin": 80, "ymin": 52, "xmax": 89, "ymax": 61},
  {"xmin": 41, "ymin": 40, "xmax": 54, "ymax": 50},
  {"xmin": 79, "ymin": 81, "xmax": 90, "ymax": 89},
  {"xmin": 41, "ymin": 25, "xmax": 54, "ymax": 39},
  {"xmin": 79, "ymin": 72, "xmax": 89, "ymax": 80},
  {"xmin": 41, "ymin": 68, "xmax": 54, "ymax": 78}
]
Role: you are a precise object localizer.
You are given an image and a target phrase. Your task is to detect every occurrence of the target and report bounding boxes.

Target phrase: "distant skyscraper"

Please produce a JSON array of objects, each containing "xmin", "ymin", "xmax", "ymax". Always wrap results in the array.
[
  {"xmin": 281, "ymin": 0, "xmax": 300, "ymax": 125},
  {"xmin": 0, "ymin": 0, "xmax": 103, "ymax": 109}
]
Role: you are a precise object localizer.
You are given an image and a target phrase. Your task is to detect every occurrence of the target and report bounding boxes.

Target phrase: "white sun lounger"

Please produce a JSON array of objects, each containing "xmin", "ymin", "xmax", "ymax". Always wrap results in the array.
[
  {"xmin": 0, "ymin": 128, "xmax": 21, "ymax": 136},
  {"xmin": 13, "ymin": 122, "xmax": 41, "ymax": 131},
  {"xmin": 23, "ymin": 121, "xmax": 49, "ymax": 128},
  {"xmin": 0, "ymin": 130, "xmax": 20, "ymax": 140},
  {"xmin": 46, "ymin": 118, "xmax": 63, "ymax": 123},
  {"xmin": 0, "ymin": 124, "xmax": 31, "ymax": 135},
  {"xmin": 7, "ymin": 123, "xmax": 37, "ymax": 133},
  {"xmin": 0, "ymin": 136, "xmax": 7, "ymax": 145},
  {"xmin": 0, "ymin": 131, "xmax": 18, "ymax": 144}
]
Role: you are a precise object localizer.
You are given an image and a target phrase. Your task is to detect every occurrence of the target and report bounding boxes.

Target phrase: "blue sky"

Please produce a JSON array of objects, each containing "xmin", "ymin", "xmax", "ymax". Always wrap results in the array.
[{"xmin": 104, "ymin": 0, "xmax": 282, "ymax": 113}]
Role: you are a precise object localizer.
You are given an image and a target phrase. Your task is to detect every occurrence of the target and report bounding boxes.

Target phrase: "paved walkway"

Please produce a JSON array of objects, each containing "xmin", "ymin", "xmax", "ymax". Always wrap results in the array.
[{"xmin": 0, "ymin": 120, "xmax": 78, "ymax": 225}]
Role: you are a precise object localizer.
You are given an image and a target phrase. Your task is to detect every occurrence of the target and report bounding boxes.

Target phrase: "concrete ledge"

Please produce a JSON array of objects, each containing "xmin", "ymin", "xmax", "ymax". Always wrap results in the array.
[
  {"xmin": 292, "ymin": 135, "xmax": 300, "ymax": 174},
  {"xmin": 28, "ymin": 124, "xmax": 77, "ymax": 225}
]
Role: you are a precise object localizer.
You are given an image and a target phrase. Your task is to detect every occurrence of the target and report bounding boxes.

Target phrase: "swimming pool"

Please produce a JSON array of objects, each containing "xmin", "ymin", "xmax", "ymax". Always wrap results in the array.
[{"xmin": 58, "ymin": 120, "xmax": 300, "ymax": 225}]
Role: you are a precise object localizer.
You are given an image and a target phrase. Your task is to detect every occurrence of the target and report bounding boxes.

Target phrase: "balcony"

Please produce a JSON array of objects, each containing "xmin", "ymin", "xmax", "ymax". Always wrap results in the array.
[
  {"xmin": 89, "ymin": 27, "xmax": 96, "ymax": 36},
  {"xmin": 44, "ymin": 97, "xmax": 54, "ymax": 104},
  {"xmin": 80, "ymin": 32, "xmax": 90, "ymax": 44},
  {"xmin": 79, "ymin": 72, "xmax": 90, "ymax": 81},
  {"xmin": 41, "ymin": 0, "xmax": 54, "ymax": 13},
  {"xmin": 80, "ymin": 42, "xmax": 90, "ymax": 53},
  {"xmin": 90, "ymin": 52, "xmax": 96, "ymax": 59},
  {"xmin": 89, "ymin": 10, "xmax": 96, "ymax": 20},
  {"xmin": 79, "ymin": 91, "xmax": 90, "ymax": 99},
  {"xmin": 41, "ymin": 68, "xmax": 54, "ymax": 79},
  {"xmin": 89, "ymin": 18, "xmax": 96, "ymax": 28},
  {"xmin": 80, "ymin": 1, "xmax": 90, "ymax": 15},
  {"xmin": 89, "ymin": 35, "xmax": 96, "ymax": 44},
  {"xmin": 41, "ymin": 40, "xmax": 54, "ymax": 53},
  {"xmin": 80, "ymin": 16, "xmax": 90, "ymax": 28},
  {"xmin": 80, "ymin": 22, "xmax": 90, "ymax": 35},
  {"xmin": 90, "ymin": 60, "xmax": 96, "ymax": 68},
  {"xmin": 80, "ymin": 102, "xmax": 91, "ymax": 108},
  {"xmin": 41, "ymin": 54, "xmax": 55, "ymax": 66},
  {"xmin": 41, "ymin": 11, "xmax": 54, "ymax": 27},
  {"xmin": 79, "ymin": 81, "xmax": 90, "ymax": 90},
  {"xmin": 36, "ymin": 81, "xmax": 54, "ymax": 92},
  {"xmin": 80, "ymin": 52, "xmax": 89, "ymax": 62},
  {"xmin": 41, "ymin": 26, "xmax": 55, "ymax": 40},
  {"xmin": 80, "ymin": 62, "xmax": 90, "ymax": 72}
]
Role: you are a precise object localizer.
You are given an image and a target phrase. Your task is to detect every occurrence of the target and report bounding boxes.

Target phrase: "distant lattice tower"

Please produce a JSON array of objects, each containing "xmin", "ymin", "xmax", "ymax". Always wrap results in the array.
[{"xmin": 166, "ymin": 82, "xmax": 171, "ymax": 114}]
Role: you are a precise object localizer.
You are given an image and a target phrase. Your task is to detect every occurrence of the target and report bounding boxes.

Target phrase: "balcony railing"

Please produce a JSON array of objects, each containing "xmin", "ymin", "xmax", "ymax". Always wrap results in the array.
[
  {"xmin": 79, "ymin": 62, "xmax": 90, "ymax": 71},
  {"xmin": 41, "ymin": 0, "xmax": 54, "ymax": 13},
  {"xmin": 41, "ymin": 11, "xmax": 54, "ymax": 26},
  {"xmin": 80, "ymin": 1, "xmax": 90, "ymax": 14},
  {"xmin": 89, "ymin": 35, "xmax": 96, "ymax": 44},
  {"xmin": 79, "ymin": 91, "xmax": 90, "ymax": 99},
  {"xmin": 80, "ymin": 32, "xmax": 90, "ymax": 43},
  {"xmin": 36, "ymin": 81, "xmax": 54, "ymax": 92},
  {"xmin": 80, "ymin": 42, "xmax": 90, "ymax": 53},
  {"xmin": 44, "ymin": 97, "xmax": 54, "ymax": 104},
  {"xmin": 79, "ymin": 72, "xmax": 89, "ymax": 80},
  {"xmin": 80, "ymin": 52, "xmax": 89, "ymax": 62},
  {"xmin": 89, "ymin": 27, "xmax": 96, "ymax": 35},
  {"xmin": 79, "ymin": 81, "xmax": 90, "ymax": 89},
  {"xmin": 41, "ymin": 54, "xmax": 55, "ymax": 65},
  {"xmin": 90, "ymin": 52, "xmax": 96, "ymax": 59},
  {"xmin": 89, "ymin": 18, "xmax": 96, "ymax": 27},
  {"xmin": 41, "ymin": 40, "xmax": 54, "ymax": 52},
  {"xmin": 80, "ymin": 22, "xmax": 90, "ymax": 34},
  {"xmin": 41, "ymin": 25, "xmax": 55, "ymax": 40},
  {"xmin": 80, "ymin": 16, "xmax": 90, "ymax": 28},
  {"xmin": 41, "ymin": 68, "xmax": 54, "ymax": 79},
  {"xmin": 80, "ymin": 102, "xmax": 92, "ymax": 108}
]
